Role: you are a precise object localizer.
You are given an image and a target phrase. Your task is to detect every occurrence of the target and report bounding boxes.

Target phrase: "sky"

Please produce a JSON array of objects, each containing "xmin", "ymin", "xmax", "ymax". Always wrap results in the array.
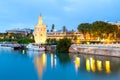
[{"xmin": 0, "ymin": 0, "xmax": 120, "ymax": 32}]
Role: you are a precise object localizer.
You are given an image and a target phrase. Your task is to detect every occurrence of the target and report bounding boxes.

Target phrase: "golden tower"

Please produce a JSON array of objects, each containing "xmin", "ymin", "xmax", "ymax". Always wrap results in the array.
[{"xmin": 33, "ymin": 15, "xmax": 47, "ymax": 44}]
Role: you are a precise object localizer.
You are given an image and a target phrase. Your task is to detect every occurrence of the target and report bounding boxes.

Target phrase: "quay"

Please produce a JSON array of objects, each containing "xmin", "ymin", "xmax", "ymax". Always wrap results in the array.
[{"xmin": 69, "ymin": 44, "xmax": 120, "ymax": 57}]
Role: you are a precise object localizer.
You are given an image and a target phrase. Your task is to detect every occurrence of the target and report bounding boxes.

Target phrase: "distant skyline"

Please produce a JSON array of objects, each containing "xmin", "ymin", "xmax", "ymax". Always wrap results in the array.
[{"xmin": 0, "ymin": 0, "xmax": 120, "ymax": 32}]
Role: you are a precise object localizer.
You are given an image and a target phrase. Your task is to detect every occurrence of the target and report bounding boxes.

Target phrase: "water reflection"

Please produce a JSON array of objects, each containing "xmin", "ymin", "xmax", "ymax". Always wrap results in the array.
[
  {"xmin": 34, "ymin": 53, "xmax": 47, "ymax": 79},
  {"xmin": 23, "ymin": 50, "xmax": 47, "ymax": 79},
  {"xmin": 86, "ymin": 58, "xmax": 103, "ymax": 72},
  {"xmin": 86, "ymin": 59, "xmax": 90, "ymax": 72},
  {"xmin": 74, "ymin": 57, "xmax": 80, "ymax": 72},
  {"xmin": 90, "ymin": 58, "xmax": 96, "ymax": 72},
  {"xmin": 56, "ymin": 53, "xmax": 71, "ymax": 65},
  {"xmin": 97, "ymin": 60, "xmax": 102, "ymax": 72},
  {"xmin": 24, "ymin": 50, "xmax": 119, "ymax": 76},
  {"xmin": 27, "ymin": 50, "xmax": 45, "ymax": 57},
  {"xmin": 51, "ymin": 54, "xmax": 56, "ymax": 68},
  {"xmin": 21, "ymin": 50, "xmax": 120, "ymax": 79},
  {"xmin": 0, "ymin": 48, "xmax": 119, "ymax": 80},
  {"xmin": 22, "ymin": 50, "xmax": 25, "ymax": 54},
  {"xmin": 105, "ymin": 61, "xmax": 111, "ymax": 74},
  {"xmin": 69, "ymin": 53, "xmax": 118, "ymax": 74}
]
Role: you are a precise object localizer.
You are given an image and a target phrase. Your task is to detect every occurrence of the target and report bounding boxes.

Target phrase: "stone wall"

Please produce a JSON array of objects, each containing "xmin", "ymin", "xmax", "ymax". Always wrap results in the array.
[{"xmin": 69, "ymin": 45, "xmax": 120, "ymax": 57}]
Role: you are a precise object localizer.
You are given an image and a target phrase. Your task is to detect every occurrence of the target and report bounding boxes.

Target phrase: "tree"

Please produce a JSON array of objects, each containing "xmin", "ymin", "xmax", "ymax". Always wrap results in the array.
[
  {"xmin": 46, "ymin": 38, "xmax": 51, "ymax": 45},
  {"xmin": 56, "ymin": 37, "xmax": 72, "ymax": 53},
  {"xmin": 51, "ymin": 24, "xmax": 55, "ymax": 32},
  {"xmin": 62, "ymin": 26, "xmax": 67, "ymax": 32},
  {"xmin": 92, "ymin": 21, "xmax": 107, "ymax": 39},
  {"xmin": 77, "ymin": 23, "xmax": 91, "ymax": 39},
  {"xmin": 46, "ymin": 38, "xmax": 57, "ymax": 45},
  {"xmin": 77, "ymin": 21, "xmax": 119, "ymax": 41},
  {"xmin": 116, "ymin": 30, "xmax": 120, "ymax": 40},
  {"xmin": 47, "ymin": 30, "xmax": 49, "ymax": 32},
  {"xmin": 92, "ymin": 21, "xmax": 118, "ymax": 40}
]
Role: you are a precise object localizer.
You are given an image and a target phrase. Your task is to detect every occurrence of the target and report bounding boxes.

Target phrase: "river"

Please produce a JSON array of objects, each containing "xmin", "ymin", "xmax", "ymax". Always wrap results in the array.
[{"xmin": 0, "ymin": 48, "xmax": 120, "ymax": 80}]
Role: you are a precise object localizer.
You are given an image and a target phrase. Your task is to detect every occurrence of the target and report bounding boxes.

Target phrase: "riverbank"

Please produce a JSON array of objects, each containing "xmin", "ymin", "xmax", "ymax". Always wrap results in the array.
[{"xmin": 69, "ymin": 44, "xmax": 120, "ymax": 57}]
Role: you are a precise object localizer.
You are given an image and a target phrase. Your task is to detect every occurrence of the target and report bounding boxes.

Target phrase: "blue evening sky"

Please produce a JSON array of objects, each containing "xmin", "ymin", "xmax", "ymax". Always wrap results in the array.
[{"xmin": 0, "ymin": 0, "xmax": 120, "ymax": 32}]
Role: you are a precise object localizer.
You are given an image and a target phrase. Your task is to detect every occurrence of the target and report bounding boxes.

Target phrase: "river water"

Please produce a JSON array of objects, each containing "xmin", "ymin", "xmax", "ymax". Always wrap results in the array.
[{"xmin": 0, "ymin": 48, "xmax": 120, "ymax": 80}]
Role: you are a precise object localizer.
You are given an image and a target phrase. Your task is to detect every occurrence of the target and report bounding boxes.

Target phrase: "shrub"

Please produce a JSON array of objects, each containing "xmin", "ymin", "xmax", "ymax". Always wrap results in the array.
[{"xmin": 56, "ymin": 37, "xmax": 72, "ymax": 53}]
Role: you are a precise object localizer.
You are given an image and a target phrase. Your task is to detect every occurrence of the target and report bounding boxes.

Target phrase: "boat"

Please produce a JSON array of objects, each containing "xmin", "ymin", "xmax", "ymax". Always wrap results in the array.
[
  {"xmin": 0, "ymin": 42, "xmax": 21, "ymax": 49},
  {"xmin": 26, "ymin": 43, "xmax": 45, "ymax": 51}
]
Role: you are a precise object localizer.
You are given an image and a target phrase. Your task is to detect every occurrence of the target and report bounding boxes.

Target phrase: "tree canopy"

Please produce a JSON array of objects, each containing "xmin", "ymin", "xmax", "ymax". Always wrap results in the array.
[
  {"xmin": 78, "ymin": 21, "xmax": 119, "ymax": 40},
  {"xmin": 56, "ymin": 37, "xmax": 72, "ymax": 53}
]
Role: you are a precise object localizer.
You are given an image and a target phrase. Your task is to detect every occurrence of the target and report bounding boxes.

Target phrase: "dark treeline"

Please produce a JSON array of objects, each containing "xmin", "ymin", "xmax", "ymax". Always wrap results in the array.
[
  {"xmin": 56, "ymin": 37, "xmax": 72, "ymax": 53},
  {"xmin": 0, "ymin": 33, "xmax": 34, "ymax": 44},
  {"xmin": 78, "ymin": 21, "xmax": 120, "ymax": 41},
  {"xmin": 46, "ymin": 38, "xmax": 57, "ymax": 45}
]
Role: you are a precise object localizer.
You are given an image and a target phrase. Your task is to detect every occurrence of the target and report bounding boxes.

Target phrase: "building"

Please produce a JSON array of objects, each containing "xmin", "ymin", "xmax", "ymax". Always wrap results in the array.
[
  {"xmin": 6, "ymin": 28, "xmax": 33, "ymax": 35},
  {"xmin": 33, "ymin": 15, "xmax": 47, "ymax": 44},
  {"xmin": 47, "ymin": 31, "xmax": 84, "ymax": 40}
]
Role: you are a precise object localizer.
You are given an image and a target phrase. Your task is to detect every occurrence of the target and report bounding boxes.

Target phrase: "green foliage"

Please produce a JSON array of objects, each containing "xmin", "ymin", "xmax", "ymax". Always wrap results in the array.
[
  {"xmin": 0, "ymin": 33, "xmax": 34, "ymax": 44},
  {"xmin": 63, "ymin": 26, "xmax": 67, "ymax": 32},
  {"xmin": 46, "ymin": 38, "xmax": 57, "ymax": 45},
  {"xmin": 77, "ymin": 21, "xmax": 119, "ymax": 40},
  {"xmin": 51, "ymin": 24, "xmax": 55, "ymax": 32},
  {"xmin": 0, "ymin": 39, "xmax": 4, "ymax": 42},
  {"xmin": 78, "ymin": 23, "xmax": 91, "ymax": 39},
  {"xmin": 18, "ymin": 38, "xmax": 34, "ymax": 44},
  {"xmin": 116, "ymin": 30, "xmax": 120, "ymax": 38},
  {"xmin": 73, "ymin": 36, "xmax": 77, "ymax": 40},
  {"xmin": 56, "ymin": 37, "xmax": 72, "ymax": 53}
]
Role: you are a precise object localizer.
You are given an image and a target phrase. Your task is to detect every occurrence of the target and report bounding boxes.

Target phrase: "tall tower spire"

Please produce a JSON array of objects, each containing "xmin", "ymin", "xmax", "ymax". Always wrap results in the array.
[
  {"xmin": 34, "ymin": 15, "xmax": 47, "ymax": 44},
  {"xmin": 38, "ymin": 15, "xmax": 43, "ymax": 25}
]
